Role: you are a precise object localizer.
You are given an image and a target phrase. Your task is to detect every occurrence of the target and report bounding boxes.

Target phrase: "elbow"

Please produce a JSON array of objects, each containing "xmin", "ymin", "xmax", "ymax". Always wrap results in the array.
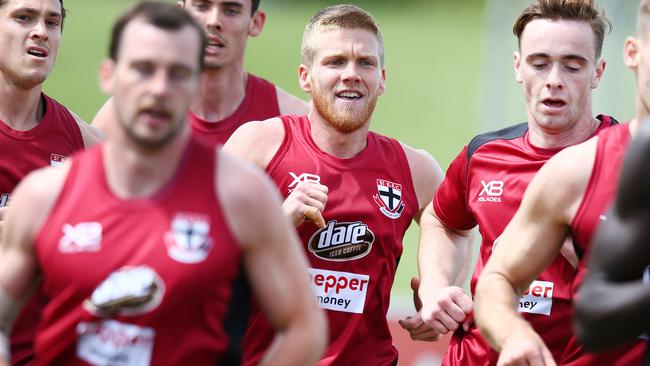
[{"xmin": 573, "ymin": 285, "xmax": 617, "ymax": 351}]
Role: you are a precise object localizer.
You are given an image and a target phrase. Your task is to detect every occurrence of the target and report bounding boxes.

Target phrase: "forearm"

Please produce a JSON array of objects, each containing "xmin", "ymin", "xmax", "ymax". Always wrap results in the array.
[
  {"xmin": 475, "ymin": 271, "xmax": 530, "ymax": 352},
  {"xmin": 418, "ymin": 219, "xmax": 472, "ymax": 297},
  {"xmin": 259, "ymin": 304, "xmax": 326, "ymax": 366},
  {"xmin": 575, "ymin": 277, "xmax": 650, "ymax": 350}
]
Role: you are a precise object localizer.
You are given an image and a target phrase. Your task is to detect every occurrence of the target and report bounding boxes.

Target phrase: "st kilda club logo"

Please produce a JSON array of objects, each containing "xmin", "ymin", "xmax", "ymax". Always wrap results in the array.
[{"xmin": 308, "ymin": 221, "xmax": 375, "ymax": 261}]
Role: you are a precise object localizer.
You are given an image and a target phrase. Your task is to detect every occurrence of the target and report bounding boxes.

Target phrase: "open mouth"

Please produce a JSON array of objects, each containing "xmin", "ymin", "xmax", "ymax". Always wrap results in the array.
[
  {"xmin": 336, "ymin": 91, "xmax": 363, "ymax": 100},
  {"xmin": 542, "ymin": 98, "xmax": 566, "ymax": 108},
  {"xmin": 26, "ymin": 46, "xmax": 48, "ymax": 58}
]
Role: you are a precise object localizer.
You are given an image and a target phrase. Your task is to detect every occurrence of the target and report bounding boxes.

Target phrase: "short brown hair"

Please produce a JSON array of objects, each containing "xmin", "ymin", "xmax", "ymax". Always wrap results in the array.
[
  {"xmin": 513, "ymin": 0, "xmax": 610, "ymax": 59},
  {"xmin": 301, "ymin": 4, "xmax": 384, "ymax": 67},
  {"xmin": 109, "ymin": 1, "xmax": 207, "ymax": 70}
]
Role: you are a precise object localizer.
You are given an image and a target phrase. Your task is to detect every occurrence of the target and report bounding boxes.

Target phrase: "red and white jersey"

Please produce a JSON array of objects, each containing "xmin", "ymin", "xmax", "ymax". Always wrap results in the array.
[
  {"xmin": 561, "ymin": 123, "xmax": 646, "ymax": 365},
  {"xmin": 0, "ymin": 94, "xmax": 85, "ymax": 366},
  {"xmin": 32, "ymin": 138, "xmax": 249, "ymax": 365},
  {"xmin": 243, "ymin": 115, "xmax": 418, "ymax": 366},
  {"xmin": 434, "ymin": 115, "xmax": 616, "ymax": 365},
  {"xmin": 188, "ymin": 74, "xmax": 281, "ymax": 146}
]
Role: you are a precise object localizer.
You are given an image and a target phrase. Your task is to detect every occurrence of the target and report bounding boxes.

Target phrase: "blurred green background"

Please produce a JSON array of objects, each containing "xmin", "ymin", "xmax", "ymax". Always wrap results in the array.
[{"xmin": 45, "ymin": 0, "xmax": 639, "ymax": 309}]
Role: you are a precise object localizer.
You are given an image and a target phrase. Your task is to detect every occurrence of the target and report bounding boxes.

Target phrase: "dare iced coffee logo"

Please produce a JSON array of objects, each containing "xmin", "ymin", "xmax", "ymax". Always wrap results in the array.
[
  {"xmin": 518, "ymin": 280, "xmax": 554, "ymax": 316},
  {"xmin": 308, "ymin": 221, "xmax": 375, "ymax": 261}
]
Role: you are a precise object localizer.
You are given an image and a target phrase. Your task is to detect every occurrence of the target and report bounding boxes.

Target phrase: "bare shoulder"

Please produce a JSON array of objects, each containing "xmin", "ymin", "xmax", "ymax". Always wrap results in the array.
[
  {"xmin": 68, "ymin": 109, "xmax": 105, "ymax": 147},
  {"xmin": 276, "ymin": 86, "xmax": 309, "ymax": 116},
  {"xmin": 527, "ymin": 136, "xmax": 599, "ymax": 220},
  {"xmin": 216, "ymin": 150, "xmax": 285, "ymax": 247},
  {"xmin": 90, "ymin": 98, "xmax": 115, "ymax": 137},
  {"xmin": 5, "ymin": 164, "xmax": 71, "ymax": 247},
  {"xmin": 400, "ymin": 142, "xmax": 444, "ymax": 211},
  {"xmin": 223, "ymin": 117, "xmax": 286, "ymax": 169}
]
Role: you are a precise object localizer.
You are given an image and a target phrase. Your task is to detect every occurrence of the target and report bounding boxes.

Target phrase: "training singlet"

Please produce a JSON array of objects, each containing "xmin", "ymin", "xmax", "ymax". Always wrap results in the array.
[
  {"xmin": 242, "ymin": 115, "xmax": 418, "ymax": 366},
  {"xmin": 188, "ymin": 74, "xmax": 281, "ymax": 146},
  {"xmin": 0, "ymin": 94, "xmax": 85, "ymax": 366},
  {"xmin": 561, "ymin": 123, "xmax": 646, "ymax": 365},
  {"xmin": 433, "ymin": 115, "xmax": 616, "ymax": 365},
  {"xmin": 32, "ymin": 138, "xmax": 249, "ymax": 365}
]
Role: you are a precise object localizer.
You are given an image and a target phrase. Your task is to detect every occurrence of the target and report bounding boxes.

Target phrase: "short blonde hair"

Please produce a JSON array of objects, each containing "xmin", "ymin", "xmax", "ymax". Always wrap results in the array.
[{"xmin": 301, "ymin": 4, "xmax": 384, "ymax": 66}]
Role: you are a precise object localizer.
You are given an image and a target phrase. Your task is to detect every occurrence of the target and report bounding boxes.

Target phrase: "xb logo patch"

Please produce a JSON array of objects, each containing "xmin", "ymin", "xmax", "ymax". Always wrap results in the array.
[
  {"xmin": 288, "ymin": 172, "xmax": 321, "ymax": 193},
  {"xmin": 478, "ymin": 180, "xmax": 504, "ymax": 202}
]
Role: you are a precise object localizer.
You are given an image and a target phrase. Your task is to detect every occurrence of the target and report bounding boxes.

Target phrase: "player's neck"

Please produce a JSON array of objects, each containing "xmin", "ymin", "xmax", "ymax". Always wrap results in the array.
[
  {"xmin": 308, "ymin": 111, "xmax": 370, "ymax": 159},
  {"xmin": 0, "ymin": 79, "xmax": 44, "ymax": 131},
  {"xmin": 527, "ymin": 111, "xmax": 598, "ymax": 149},
  {"xmin": 190, "ymin": 65, "xmax": 247, "ymax": 123},
  {"xmin": 102, "ymin": 126, "xmax": 191, "ymax": 199}
]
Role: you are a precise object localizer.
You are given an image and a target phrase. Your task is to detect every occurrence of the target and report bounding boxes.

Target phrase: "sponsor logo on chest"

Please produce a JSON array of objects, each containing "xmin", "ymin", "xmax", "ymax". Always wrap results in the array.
[
  {"xmin": 59, "ymin": 222, "xmax": 103, "ymax": 253},
  {"xmin": 164, "ymin": 213, "xmax": 212, "ymax": 264},
  {"xmin": 288, "ymin": 172, "xmax": 321, "ymax": 194},
  {"xmin": 518, "ymin": 280, "xmax": 554, "ymax": 316},
  {"xmin": 308, "ymin": 268, "xmax": 369, "ymax": 314},
  {"xmin": 84, "ymin": 265, "xmax": 165, "ymax": 317},
  {"xmin": 77, "ymin": 319, "xmax": 155, "ymax": 366},
  {"xmin": 50, "ymin": 153, "xmax": 70, "ymax": 167},
  {"xmin": 478, "ymin": 180, "xmax": 504, "ymax": 203},
  {"xmin": 373, "ymin": 179, "xmax": 406, "ymax": 219},
  {"xmin": 308, "ymin": 220, "xmax": 375, "ymax": 261}
]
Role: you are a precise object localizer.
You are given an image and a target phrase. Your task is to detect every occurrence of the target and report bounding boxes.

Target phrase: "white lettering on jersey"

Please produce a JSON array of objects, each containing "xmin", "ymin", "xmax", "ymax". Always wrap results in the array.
[
  {"xmin": 308, "ymin": 268, "xmax": 369, "ymax": 314},
  {"xmin": 518, "ymin": 280, "xmax": 554, "ymax": 316},
  {"xmin": 59, "ymin": 222, "xmax": 103, "ymax": 253},
  {"xmin": 478, "ymin": 180, "xmax": 504, "ymax": 202},
  {"xmin": 77, "ymin": 320, "xmax": 154, "ymax": 366}
]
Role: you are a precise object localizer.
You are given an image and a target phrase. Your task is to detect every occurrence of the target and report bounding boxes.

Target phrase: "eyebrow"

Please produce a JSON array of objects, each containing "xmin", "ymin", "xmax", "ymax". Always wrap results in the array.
[
  {"xmin": 526, "ymin": 53, "xmax": 589, "ymax": 63},
  {"xmin": 12, "ymin": 7, "xmax": 62, "ymax": 19}
]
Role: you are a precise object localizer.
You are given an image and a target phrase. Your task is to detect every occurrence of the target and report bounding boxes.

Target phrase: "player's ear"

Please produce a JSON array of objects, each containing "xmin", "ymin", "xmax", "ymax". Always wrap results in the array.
[
  {"xmin": 299, "ymin": 64, "xmax": 311, "ymax": 93},
  {"xmin": 249, "ymin": 10, "xmax": 265, "ymax": 37},
  {"xmin": 99, "ymin": 59, "xmax": 116, "ymax": 95},
  {"xmin": 624, "ymin": 36, "xmax": 640, "ymax": 71},
  {"xmin": 591, "ymin": 59, "xmax": 606, "ymax": 89},
  {"xmin": 377, "ymin": 68, "xmax": 386, "ymax": 96},
  {"xmin": 513, "ymin": 51, "xmax": 523, "ymax": 84}
]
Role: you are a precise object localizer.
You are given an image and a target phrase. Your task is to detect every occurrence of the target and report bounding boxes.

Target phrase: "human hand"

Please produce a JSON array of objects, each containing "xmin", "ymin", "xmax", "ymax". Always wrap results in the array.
[
  {"xmin": 496, "ymin": 326, "xmax": 556, "ymax": 366},
  {"xmin": 419, "ymin": 284, "xmax": 473, "ymax": 334},
  {"xmin": 282, "ymin": 181, "xmax": 328, "ymax": 228}
]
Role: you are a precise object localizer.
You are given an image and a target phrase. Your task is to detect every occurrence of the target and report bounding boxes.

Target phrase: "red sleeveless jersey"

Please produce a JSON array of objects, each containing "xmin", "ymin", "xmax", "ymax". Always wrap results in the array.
[
  {"xmin": 561, "ymin": 123, "xmax": 646, "ymax": 365},
  {"xmin": 434, "ymin": 115, "xmax": 616, "ymax": 365},
  {"xmin": 32, "ymin": 138, "xmax": 249, "ymax": 365},
  {"xmin": 188, "ymin": 74, "xmax": 281, "ymax": 146},
  {"xmin": 0, "ymin": 94, "xmax": 84, "ymax": 366},
  {"xmin": 243, "ymin": 115, "xmax": 418, "ymax": 366}
]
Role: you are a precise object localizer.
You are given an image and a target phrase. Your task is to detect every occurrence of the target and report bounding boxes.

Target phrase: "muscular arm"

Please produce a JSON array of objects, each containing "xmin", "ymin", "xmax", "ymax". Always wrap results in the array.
[
  {"xmin": 224, "ymin": 119, "xmax": 328, "ymax": 228},
  {"xmin": 69, "ymin": 110, "xmax": 105, "ymax": 147},
  {"xmin": 0, "ymin": 166, "xmax": 68, "ymax": 364},
  {"xmin": 474, "ymin": 141, "xmax": 595, "ymax": 365},
  {"xmin": 219, "ymin": 152, "xmax": 326, "ymax": 366},
  {"xmin": 91, "ymin": 98, "xmax": 115, "ymax": 137},
  {"xmin": 575, "ymin": 122, "xmax": 650, "ymax": 350}
]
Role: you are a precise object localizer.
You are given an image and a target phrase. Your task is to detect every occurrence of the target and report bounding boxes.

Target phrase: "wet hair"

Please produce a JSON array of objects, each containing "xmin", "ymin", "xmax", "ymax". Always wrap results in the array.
[
  {"xmin": 0, "ymin": 0, "xmax": 66, "ymax": 29},
  {"xmin": 109, "ymin": 1, "xmax": 207, "ymax": 69},
  {"xmin": 513, "ymin": 0, "xmax": 611, "ymax": 59},
  {"xmin": 301, "ymin": 4, "xmax": 383, "ymax": 67},
  {"xmin": 182, "ymin": 0, "xmax": 261, "ymax": 15}
]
